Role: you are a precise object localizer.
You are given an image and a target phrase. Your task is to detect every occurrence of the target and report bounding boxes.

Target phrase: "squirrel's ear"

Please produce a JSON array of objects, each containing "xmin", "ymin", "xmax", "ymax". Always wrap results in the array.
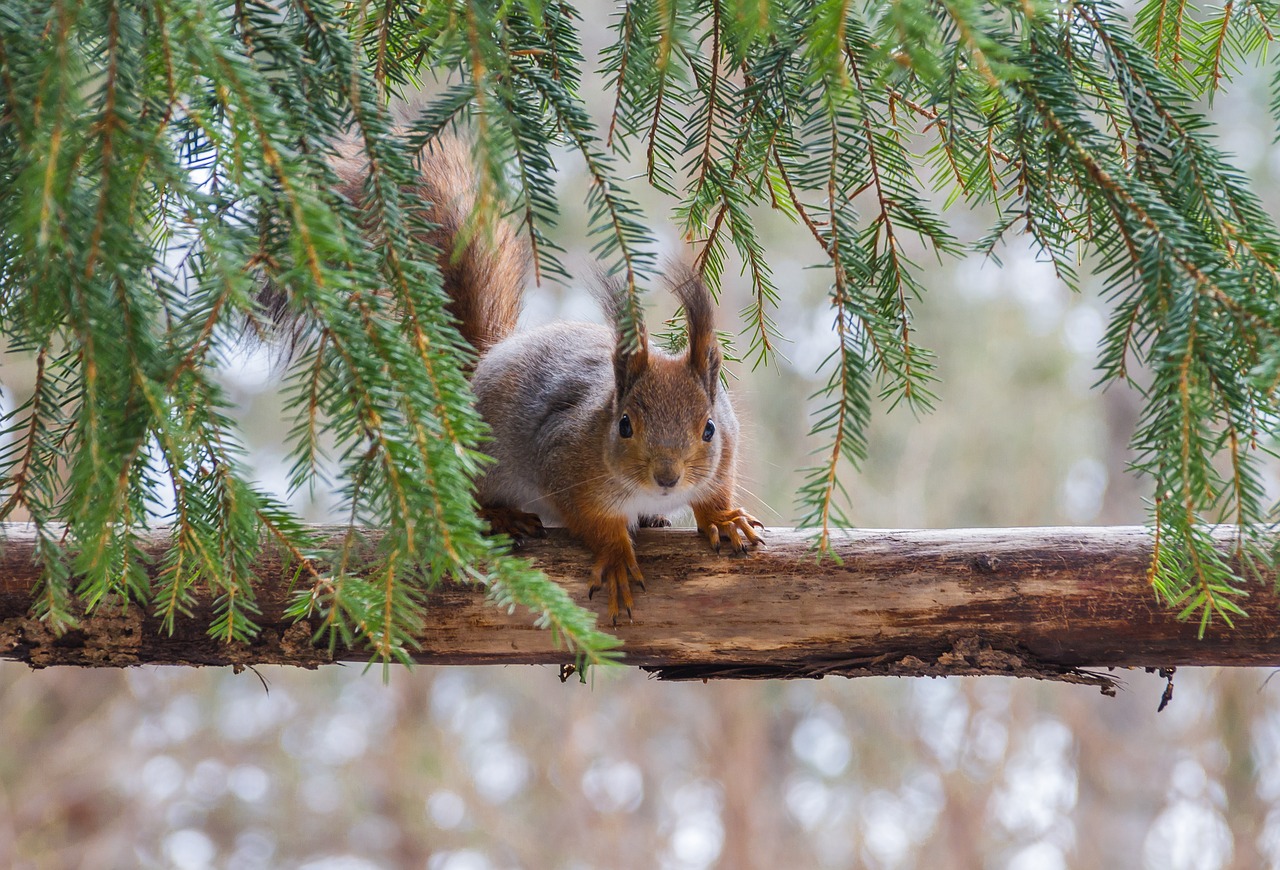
[
  {"xmin": 613, "ymin": 333, "xmax": 649, "ymax": 401},
  {"xmin": 695, "ymin": 342, "xmax": 722, "ymax": 400},
  {"xmin": 670, "ymin": 269, "xmax": 720, "ymax": 398},
  {"xmin": 597, "ymin": 273, "xmax": 650, "ymax": 400}
]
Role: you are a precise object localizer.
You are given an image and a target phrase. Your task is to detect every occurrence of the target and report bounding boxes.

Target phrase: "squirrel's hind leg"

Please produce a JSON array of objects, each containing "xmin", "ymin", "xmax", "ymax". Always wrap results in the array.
[{"xmin": 479, "ymin": 505, "xmax": 547, "ymax": 545}]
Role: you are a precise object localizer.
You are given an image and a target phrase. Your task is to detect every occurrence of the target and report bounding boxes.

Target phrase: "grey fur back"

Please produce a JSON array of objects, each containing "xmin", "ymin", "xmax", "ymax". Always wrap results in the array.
[{"xmin": 471, "ymin": 321, "xmax": 616, "ymax": 521}]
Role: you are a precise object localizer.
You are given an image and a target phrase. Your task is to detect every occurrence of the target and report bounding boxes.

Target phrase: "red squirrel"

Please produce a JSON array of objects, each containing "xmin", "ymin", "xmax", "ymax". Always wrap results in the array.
[{"xmin": 338, "ymin": 138, "xmax": 764, "ymax": 623}]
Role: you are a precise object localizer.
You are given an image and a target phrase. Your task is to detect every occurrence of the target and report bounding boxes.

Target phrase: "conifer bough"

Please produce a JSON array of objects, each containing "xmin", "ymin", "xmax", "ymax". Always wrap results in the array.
[{"xmin": 1, "ymin": 0, "xmax": 1279, "ymax": 663}]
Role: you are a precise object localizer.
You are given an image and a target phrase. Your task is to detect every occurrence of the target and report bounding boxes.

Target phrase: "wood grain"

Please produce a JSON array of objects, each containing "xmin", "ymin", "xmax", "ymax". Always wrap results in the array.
[{"xmin": 1, "ymin": 524, "xmax": 1276, "ymax": 688}]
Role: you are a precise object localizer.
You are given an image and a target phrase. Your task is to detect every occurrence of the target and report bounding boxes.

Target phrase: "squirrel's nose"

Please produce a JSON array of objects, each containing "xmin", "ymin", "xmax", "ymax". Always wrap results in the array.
[{"xmin": 653, "ymin": 466, "xmax": 681, "ymax": 489}]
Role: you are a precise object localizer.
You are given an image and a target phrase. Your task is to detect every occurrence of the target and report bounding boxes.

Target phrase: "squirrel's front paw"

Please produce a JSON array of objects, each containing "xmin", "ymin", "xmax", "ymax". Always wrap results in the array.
[
  {"xmin": 588, "ymin": 551, "xmax": 644, "ymax": 625},
  {"xmin": 697, "ymin": 507, "xmax": 765, "ymax": 554},
  {"xmin": 479, "ymin": 506, "xmax": 546, "ymax": 546}
]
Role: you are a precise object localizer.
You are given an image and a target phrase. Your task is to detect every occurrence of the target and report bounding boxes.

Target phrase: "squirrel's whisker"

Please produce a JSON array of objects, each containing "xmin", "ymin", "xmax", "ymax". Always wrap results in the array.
[{"xmin": 534, "ymin": 470, "xmax": 618, "ymax": 501}]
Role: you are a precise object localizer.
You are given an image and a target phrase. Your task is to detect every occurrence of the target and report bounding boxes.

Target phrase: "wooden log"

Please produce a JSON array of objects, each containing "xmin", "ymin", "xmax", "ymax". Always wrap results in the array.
[{"xmin": 1, "ymin": 523, "xmax": 1275, "ymax": 692}]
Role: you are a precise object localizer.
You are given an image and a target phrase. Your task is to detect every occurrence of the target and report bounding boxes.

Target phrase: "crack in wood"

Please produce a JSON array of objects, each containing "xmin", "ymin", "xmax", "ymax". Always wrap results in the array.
[{"xmin": 643, "ymin": 635, "xmax": 1121, "ymax": 695}]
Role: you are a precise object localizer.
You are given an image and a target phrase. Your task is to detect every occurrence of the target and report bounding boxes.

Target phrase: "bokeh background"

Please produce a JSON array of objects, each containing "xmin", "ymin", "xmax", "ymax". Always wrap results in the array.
[{"xmin": 4, "ymin": 6, "xmax": 1280, "ymax": 869}]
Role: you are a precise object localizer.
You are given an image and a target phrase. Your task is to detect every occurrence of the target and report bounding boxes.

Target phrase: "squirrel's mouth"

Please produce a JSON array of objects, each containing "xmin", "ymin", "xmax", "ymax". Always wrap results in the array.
[
  {"xmin": 636, "ymin": 482, "xmax": 683, "ymax": 500},
  {"xmin": 650, "ymin": 471, "xmax": 684, "ymax": 493}
]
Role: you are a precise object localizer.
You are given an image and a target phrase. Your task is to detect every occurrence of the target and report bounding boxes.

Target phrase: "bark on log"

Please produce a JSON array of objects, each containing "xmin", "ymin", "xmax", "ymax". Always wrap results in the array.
[{"xmin": 1, "ymin": 523, "xmax": 1276, "ymax": 692}]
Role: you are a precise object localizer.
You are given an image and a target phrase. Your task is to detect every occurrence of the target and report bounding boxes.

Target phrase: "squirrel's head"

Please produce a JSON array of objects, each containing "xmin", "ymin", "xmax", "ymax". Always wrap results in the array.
[{"xmin": 602, "ymin": 270, "xmax": 729, "ymax": 502}]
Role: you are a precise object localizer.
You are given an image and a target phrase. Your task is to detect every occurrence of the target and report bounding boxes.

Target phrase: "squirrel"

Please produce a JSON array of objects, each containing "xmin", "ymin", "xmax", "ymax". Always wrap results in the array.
[{"xmin": 337, "ymin": 137, "xmax": 764, "ymax": 623}]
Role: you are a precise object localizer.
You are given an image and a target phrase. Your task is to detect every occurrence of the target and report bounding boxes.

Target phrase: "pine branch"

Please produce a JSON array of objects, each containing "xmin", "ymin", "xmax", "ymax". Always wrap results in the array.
[{"xmin": 5, "ymin": 0, "xmax": 1280, "ymax": 658}]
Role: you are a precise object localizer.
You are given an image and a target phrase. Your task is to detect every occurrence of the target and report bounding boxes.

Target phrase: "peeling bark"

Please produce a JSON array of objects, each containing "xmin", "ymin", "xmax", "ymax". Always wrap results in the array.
[{"xmin": 1, "ymin": 524, "xmax": 1277, "ymax": 691}]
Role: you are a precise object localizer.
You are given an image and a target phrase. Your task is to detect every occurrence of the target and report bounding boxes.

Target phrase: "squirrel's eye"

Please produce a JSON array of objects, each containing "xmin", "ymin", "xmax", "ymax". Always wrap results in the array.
[
  {"xmin": 619, "ymin": 414, "xmax": 633, "ymax": 438},
  {"xmin": 702, "ymin": 419, "xmax": 715, "ymax": 442}
]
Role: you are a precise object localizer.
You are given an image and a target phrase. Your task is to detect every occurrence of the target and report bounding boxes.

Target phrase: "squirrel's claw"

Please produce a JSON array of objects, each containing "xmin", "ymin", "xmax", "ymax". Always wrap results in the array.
[
  {"xmin": 479, "ymin": 506, "xmax": 546, "ymax": 545},
  {"xmin": 698, "ymin": 508, "xmax": 765, "ymax": 554},
  {"xmin": 591, "ymin": 550, "xmax": 644, "ymax": 624}
]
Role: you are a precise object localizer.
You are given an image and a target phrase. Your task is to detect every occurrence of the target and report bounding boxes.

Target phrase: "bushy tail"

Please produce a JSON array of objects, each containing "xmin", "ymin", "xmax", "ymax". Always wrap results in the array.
[
  {"xmin": 333, "ymin": 137, "xmax": 527, "ymax": 354},
  {"xmin": 414, "ymin": 138, "xmax": 527, "ymax": 353}
]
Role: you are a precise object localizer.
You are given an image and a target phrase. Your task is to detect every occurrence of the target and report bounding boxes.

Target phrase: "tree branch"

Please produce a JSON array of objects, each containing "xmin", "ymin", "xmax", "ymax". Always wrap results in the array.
[{"xmin": 1, "ymin": 524, "xmax": 1276, "ymax": 692}]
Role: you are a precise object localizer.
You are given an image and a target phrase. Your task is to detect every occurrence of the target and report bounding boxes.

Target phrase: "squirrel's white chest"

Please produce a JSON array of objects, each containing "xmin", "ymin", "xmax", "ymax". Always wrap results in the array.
[
  {"xmin": 482, "ymin": 469, "xmax": 703, "ymax": 527},
  {"xmin": 611, "ymin": 489, "xmax": 697, "ymax": 526}
]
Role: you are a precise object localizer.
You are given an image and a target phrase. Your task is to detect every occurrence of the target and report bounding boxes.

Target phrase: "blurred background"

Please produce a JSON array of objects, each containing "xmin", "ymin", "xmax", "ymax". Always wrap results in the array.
[{"xmin": 4, "ymin": 6, "xmax": 1280, "ymax": 869}]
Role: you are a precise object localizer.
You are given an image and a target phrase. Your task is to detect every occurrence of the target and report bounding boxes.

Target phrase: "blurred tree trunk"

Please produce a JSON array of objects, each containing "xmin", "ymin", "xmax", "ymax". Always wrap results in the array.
[
  {"xmin": 1098, "ymin": 386, "xmax": 1146, "ymax": 526},
  {"xmin": 713, "ymin": 682, "xmax": 783, "ymax": 869},
  {"xmin": 923, "ymin": 774, "xmax": 989, "ymax": 870},
  {"xmin": 1219, "ymin": 669, "xmax": 1266, "ymax": 870}
]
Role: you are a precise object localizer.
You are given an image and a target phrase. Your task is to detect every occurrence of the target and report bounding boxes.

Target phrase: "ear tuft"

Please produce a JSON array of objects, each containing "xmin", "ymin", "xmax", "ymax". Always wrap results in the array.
[
  {"xmin": 668, "ymin": 267, "xmax": 720, "ymax": 398},
  {"xmin": 597, "ymin": 272, "xmax": 650, "ymax": 401}
]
